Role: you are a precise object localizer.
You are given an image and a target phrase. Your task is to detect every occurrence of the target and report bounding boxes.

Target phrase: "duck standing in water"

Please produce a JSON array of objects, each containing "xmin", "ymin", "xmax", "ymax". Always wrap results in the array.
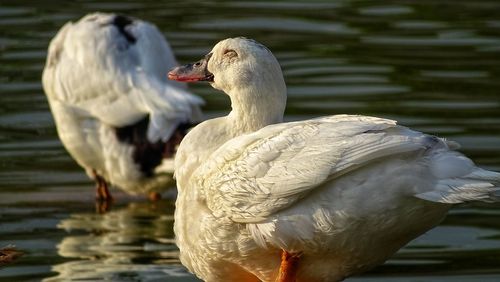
[
  {"xmin": 42, "ymin": 13, "xmax": 203, "ymax": 203},
  {"xmin": 168, "ymin": 37, "xmax": 500, "ymax": 282}
]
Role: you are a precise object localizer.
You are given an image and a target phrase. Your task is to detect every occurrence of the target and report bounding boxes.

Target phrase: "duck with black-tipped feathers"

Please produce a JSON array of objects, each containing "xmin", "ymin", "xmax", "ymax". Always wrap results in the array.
[
  {"xmin": 168, "ymin": 37, "xmax": 500, "ymax": 282},
  {"xmin": 42, "ymin": 13, "xmax": 204, "ymax": 202}
]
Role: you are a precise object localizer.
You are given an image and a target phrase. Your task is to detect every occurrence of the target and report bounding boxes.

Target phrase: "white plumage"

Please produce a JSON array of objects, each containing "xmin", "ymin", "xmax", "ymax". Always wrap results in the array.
[
  {"xmin": 169, "ymin": 37, "xmax": 500, "ymax": 282},
  {"xmin": 42, "ymin": 13, "xmax": 203, "ymax": 197}
]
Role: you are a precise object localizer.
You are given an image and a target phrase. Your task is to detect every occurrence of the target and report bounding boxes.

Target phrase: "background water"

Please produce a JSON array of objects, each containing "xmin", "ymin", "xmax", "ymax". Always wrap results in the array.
[{"xmin": 1, "ymin": 0, "xmax": 500, "ymax": 281}]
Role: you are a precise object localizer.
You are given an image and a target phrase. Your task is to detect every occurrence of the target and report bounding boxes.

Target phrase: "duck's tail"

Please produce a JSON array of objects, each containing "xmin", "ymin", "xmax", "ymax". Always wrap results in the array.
[{"xmin": 415, "ymin": 150, "xmax": 500, "ymax": 204}]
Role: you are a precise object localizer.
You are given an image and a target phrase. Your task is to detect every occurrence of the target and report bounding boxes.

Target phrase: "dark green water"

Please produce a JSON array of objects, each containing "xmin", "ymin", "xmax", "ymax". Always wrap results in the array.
[{"xmin": 1, "ymin": 0, "xmax": 500, "ymax": 281}]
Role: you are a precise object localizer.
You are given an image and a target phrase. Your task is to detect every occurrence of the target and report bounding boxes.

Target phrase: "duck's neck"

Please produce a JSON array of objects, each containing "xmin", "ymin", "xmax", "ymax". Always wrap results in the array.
[{"xmin": 226, "ymin": 83, "xmax": 286, "ymax": 134}]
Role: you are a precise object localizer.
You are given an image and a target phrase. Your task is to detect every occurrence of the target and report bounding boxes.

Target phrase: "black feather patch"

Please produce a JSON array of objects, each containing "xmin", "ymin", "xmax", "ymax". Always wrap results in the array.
[
  {"xmin": 114, "ymin": 116, "xmax": 192, "ymax": 177},
  {"xmin": 112, "ymin": 15, "xmax": 136, "ymax": 44}
]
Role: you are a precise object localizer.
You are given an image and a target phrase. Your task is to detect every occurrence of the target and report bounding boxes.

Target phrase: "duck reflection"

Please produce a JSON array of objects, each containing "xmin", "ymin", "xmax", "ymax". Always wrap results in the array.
[{"xmin": 44, "ymin": 200, "xmax": 200, "ymax": 281}]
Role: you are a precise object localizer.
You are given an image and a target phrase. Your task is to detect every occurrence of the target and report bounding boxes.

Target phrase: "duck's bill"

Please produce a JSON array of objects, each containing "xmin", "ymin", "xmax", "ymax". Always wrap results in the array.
[{"xmin": 168, "ymin": 57, "xmax": 214, "ymax": 82}]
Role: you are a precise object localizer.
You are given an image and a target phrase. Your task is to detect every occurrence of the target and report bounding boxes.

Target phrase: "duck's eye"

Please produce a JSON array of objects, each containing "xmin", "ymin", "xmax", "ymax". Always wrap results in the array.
[{"xmin": 223, "ymin": 49, "xmax": 238, "ymax": 58}]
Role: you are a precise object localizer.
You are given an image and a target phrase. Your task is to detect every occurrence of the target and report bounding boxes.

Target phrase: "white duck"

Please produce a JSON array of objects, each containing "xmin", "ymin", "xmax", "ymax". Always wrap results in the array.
[
  {"xmin": 168, "ymin": 37, "xmax": 500, "ymax": 282},
  {"xmin": 42, "ymin": 13, "xmax": 203, "ymax": 201}
]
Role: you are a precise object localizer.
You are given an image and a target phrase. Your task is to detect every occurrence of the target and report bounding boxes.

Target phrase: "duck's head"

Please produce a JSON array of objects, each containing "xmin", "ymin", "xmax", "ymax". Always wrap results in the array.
[{"xmin": 169, "ymin": 37, "xmax": 286, "ymax": 98}]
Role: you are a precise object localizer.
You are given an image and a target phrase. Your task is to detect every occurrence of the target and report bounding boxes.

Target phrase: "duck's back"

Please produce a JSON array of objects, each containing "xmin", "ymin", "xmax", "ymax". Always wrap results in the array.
[
  {"xmin": 175, "ymin": 114, "xmax": 500, "ymax": 281},
  {"xmin": 42, "ymin": 13, "xmax": 204, "ymax": 193}
]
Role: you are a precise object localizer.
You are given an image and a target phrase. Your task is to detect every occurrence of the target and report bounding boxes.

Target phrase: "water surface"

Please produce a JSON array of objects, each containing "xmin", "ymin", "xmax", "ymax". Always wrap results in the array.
[{"xmin": 1, "ymin": 0, "xmax": 499, "ymax": 281}]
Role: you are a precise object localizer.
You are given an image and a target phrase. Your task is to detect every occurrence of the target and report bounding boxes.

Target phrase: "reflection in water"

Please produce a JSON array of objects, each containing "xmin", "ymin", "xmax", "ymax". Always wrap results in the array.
[
  {"xmin": 39, "ymin": 201, "xmax": 500, "ymax": 282},
  {"xmin": 367, "ymin": 208, "xmax": 500, "ymax": 280},
  {"xmin": 43, "ymin": 201, "xmax": 199, "ymax": 282},
  {"xmin": 46, "ymin": 262, "xmax": 193, "ymax": 282}
]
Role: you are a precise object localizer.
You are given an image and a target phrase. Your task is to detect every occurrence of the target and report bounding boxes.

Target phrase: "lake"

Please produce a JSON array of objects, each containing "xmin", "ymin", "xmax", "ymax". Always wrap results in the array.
[{"xmin": 1, "ymin": 0, "xmax": 500, "ymax": 281}]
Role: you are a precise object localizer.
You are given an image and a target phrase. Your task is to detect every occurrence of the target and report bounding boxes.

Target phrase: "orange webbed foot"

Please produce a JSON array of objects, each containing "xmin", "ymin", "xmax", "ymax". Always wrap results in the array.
[{"xmin": 275, "ymin": 250, "xmax": 302, "ymax": 282}]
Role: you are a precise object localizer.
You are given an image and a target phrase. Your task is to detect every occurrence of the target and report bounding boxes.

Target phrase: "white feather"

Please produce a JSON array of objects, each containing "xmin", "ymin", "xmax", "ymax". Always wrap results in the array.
[
  {"xmin": 173, "ymin": 37, "xmax": 499, "ymax": 282},
  {"xmin": 43, "ymin": 13, "xmax": 203, "ymax": 195}
]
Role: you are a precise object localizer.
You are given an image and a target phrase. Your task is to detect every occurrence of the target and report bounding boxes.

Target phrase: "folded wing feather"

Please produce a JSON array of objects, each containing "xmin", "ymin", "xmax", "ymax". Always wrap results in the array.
[{"xmin": 194, "ymin": 115, "xmax": 433, "ymax": 223}]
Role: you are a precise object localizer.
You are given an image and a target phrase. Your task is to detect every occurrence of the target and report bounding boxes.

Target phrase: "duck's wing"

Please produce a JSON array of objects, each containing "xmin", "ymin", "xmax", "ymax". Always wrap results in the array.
[
  {"xmin": 42, "ymin": 13, "xmax": 203, "ymax": 142},
  {"xmin": 194, "ymin": 115, "xmax": 436, "ymax": 223}
]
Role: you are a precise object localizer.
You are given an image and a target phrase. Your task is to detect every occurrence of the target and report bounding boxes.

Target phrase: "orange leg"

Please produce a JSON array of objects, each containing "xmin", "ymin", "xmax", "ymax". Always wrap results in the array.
[
  {"xmin": 275, "ymin": 250, "xmax": 301, "ymax": 282},
  {"xmin": 95, "ymin": 200, "xmax": 112, "ymax": 214},
  {"xmin": 92, "ymin": 170, "xmax": 113, "ymax": 213},
  {"xmin": 95, "ymin": 177, "xmax": 112, "ymax": 200},
  {"xmin": 95, "ymin": 182, "xmax": 113, "ymax": 213},
  {"xmin": 148, "ymin": 191, "xmax": 162, "ymax": 201},
  {"xmin": 92, "ymin": 170, "xmax": 112, "ymax": 201}
]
